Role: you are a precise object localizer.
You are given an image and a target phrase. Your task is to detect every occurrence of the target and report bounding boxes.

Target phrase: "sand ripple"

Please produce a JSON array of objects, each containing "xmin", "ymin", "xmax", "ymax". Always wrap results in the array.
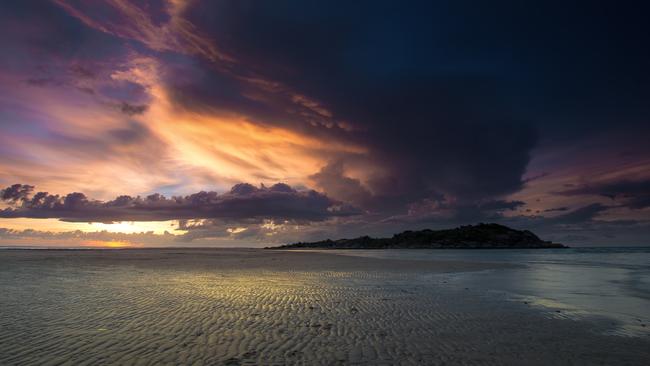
[{"xmin": 0, "ymin": 249, "xmax": 649, "ymax": 365}]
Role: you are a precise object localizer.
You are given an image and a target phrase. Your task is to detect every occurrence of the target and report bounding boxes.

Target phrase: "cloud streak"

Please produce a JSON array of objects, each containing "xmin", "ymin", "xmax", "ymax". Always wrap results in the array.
[
  {"xmin": 556, "ymin": 179, "xmax": 650, "ymax": 209},
  {"xmin": 53, "ymin": 0, "xmax": 232, "ymax": 63}
]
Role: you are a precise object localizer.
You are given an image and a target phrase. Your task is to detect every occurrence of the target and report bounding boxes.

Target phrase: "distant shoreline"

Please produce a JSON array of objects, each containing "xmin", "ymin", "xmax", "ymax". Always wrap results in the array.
[{"xmin": 268, "ymin": 223, "xmax": 568, "ymax": 250}]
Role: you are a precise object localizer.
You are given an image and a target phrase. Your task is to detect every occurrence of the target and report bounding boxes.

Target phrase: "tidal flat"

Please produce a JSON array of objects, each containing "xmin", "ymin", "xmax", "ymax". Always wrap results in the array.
[{"xmin": 0, "ymin": 248, "xmax": 649, "ymax": 365}]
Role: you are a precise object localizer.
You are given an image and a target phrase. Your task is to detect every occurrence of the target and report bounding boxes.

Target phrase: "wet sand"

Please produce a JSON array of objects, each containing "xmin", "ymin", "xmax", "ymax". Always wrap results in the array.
[{"xmin": 0, "ymin": 248, "xmax": 649, "ymax": 365}]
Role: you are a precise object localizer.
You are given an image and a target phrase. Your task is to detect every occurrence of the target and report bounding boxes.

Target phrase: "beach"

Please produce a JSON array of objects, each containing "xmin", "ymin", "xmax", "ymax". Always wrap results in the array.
[{"xmin": 1, "ymin": 248, "xmax": 649, "ymax": 365}]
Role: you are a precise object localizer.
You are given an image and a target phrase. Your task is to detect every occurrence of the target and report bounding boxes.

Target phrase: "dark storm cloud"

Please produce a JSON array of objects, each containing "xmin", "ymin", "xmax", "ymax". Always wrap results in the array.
[
  {"xmin": 183, "ymin": 1, "xmax": 650, "ymax": 127},
  {"xmin": 174, "ymin": 0, "xmax": 650, "ymax": 209},
  {"xmin": 159, "ymin": 54, "xmax": 345, "ymax": 144},
  {"xmin": 0, "ymin": 183, "xmax": 359, "ymax": 223},
  {"xmin": 556, "ymin": 180, "xmax": 650, "ymax": 209},
  {"xmin": 0, "ymin": 184, "xmax": 34, "ymax": 203},
  {"xmin": 309, "ymin": 161, "xmax": 373, "ymax": 208},
  {"xmin": 165, "ymin": 1, "xmax": 545, "ymax": 213}
]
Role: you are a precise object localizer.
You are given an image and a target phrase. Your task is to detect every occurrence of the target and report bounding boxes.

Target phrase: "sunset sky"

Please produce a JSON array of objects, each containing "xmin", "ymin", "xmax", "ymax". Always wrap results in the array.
[{"xmin": 1, "ymin": 1, "xmax": 649, "ymax": 247}]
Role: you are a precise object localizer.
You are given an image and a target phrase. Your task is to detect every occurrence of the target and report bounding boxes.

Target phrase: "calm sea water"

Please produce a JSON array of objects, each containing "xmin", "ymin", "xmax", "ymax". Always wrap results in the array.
[{"xmin": 328, "ymin": 247, "xmax": 650, "ymax": 335}]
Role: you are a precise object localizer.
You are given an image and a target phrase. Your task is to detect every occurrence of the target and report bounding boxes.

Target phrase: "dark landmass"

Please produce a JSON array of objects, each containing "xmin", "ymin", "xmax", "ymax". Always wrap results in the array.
[{"xmin": 267, "ymin": 223, "xmax": 567, "ymax": 249}]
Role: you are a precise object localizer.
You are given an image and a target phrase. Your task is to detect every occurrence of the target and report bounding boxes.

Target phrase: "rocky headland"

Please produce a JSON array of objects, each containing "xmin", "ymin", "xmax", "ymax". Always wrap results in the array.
[{"xmin": 268, "ymin": 223, "xmax": 567, "ymax": 249}]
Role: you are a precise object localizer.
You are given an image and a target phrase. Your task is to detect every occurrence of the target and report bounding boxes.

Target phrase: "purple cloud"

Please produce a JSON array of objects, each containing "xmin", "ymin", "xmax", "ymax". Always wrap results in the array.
[{"xmin": 0, "ymin": 183, "xmax": 360, "ymax": 223}]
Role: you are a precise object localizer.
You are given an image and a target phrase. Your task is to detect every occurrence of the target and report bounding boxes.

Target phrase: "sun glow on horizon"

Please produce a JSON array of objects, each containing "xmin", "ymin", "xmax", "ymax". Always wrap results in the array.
[{"xmin": 82, "ymin": 240, "xmax": 135, "ymax": 248}]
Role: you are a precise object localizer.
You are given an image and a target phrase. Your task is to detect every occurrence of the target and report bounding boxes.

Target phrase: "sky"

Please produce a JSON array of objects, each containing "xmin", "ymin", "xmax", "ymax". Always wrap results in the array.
[{"xmin": 0, "ymin": 0, "xmax": 649, "ymax": 247}]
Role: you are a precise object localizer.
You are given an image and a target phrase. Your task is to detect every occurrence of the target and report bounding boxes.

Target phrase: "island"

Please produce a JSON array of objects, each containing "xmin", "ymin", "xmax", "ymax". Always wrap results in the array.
[{"xmin": 267, "ymin": 223, "xmax": 567, "ymax": 249}]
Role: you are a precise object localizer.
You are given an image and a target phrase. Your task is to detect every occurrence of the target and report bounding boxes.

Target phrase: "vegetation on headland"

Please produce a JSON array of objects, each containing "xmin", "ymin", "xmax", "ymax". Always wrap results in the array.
[{"xmin": 267, "ymin": 223, "xmax": 567, "ymax": 249}]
